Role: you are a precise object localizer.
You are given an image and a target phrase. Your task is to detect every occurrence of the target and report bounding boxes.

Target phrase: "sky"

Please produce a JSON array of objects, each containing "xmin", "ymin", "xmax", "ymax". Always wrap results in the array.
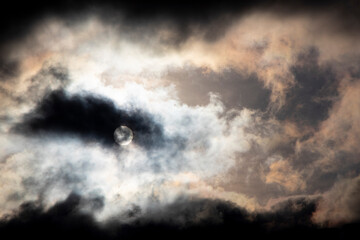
[{"xmin": 1, "ymin": 1, "xmax": 360, "ymax": 239}]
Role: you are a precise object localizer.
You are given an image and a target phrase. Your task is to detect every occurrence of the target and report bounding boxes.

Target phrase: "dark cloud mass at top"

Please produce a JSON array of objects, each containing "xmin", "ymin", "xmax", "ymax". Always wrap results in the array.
[
  {"xmin": 1, "ymin": 0, "xmax": 360, "ymax": 47},
  {"xmin": 13, "ymin": 89, "xmax": 165, "ymax": 149}
]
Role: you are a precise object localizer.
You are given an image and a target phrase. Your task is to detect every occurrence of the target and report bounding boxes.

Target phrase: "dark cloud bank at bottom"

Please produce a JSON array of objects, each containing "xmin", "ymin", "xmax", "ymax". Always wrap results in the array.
[{"xmin": 0, "ymin": 193, "xmax": 358, "ymax": 240}]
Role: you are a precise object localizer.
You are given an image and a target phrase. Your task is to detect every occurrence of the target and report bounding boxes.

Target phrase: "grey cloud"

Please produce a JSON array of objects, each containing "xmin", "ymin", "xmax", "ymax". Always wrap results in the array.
[
  {"xmin": 216, "ymin": 46, "xmax": 359, "ymax": 197},
  {"xmin": 275, "ymin": 47, "xmax": 339, "ymax": 128},
  {"xmin": 0, "ymin": 58, "xmax": 19, "ymax": 81},
  {"xmin": 164, "ymin": 66, "xmax": 271, "ymax": 111},
  {"xmin": 313, "ymin": 175, "xmax": 360, "ymax": 224},
  {"xmin": 223, "ymin": 142, "xmax": 285, "ymax": 205},
  {"xmin": 0, "ymin": 62, "xmax": 71, "ymax": 110},
  {"xmin": 25, "ymin": 63, "xmax": 70, "ymax": 101}
]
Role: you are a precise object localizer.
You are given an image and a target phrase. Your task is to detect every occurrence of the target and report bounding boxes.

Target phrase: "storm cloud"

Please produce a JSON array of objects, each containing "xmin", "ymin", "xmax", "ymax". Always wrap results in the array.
[
  {"xmin": 1, "ymin": 193, "xmax": 359, "ymax": 240},
  {"xmin": 1, "ymin": 0, "xmax": 360, "ymax": 239},
  {"xmin": 13, "ymin": 89, "xmax": 166, "ymax": 149}
]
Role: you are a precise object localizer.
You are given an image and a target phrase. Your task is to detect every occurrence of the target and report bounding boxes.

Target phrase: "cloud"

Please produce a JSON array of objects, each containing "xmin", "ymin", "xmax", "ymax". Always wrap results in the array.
[
  {"xmin": 12, "ymin": 89, "xmax": 166, "ymax": 149},
  {"xmin": 0, "ymin": 58, "xmax": 19, "ymax": 80},
  {"xmin": 2, "ymin": 0, "xmax": 360, "ymax": 51},
  {"xmin": 274, "ymin": 47, "xmax": 339, "ymax": 128},
  {"xmin": 313, "ymin": 176, "xmax": 360, "ymax": 225},
  {"xmin": 164, "ymin": 66, "xmax": 271, "ymax": 110},
  {"xmin": 0, "ymin": 193, "xmax": 110, "ymax": 240},
  {"xmin": 1, "ymin": 2, "xmax": 360, "ymax": 236},
  {"xmin": 0, "ymin": 192, "xmax": 358, "ymax": 240},
  {"xmin": 265, "ymin": 158, "xmax": 306, "ymax": 192},
  {"xmin": 0, "ymin": 76, "xmax": 254, "ymax": 219}
]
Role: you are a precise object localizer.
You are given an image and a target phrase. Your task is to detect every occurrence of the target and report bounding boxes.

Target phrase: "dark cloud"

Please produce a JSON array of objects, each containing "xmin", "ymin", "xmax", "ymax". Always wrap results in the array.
[
  {"xmin": 293, "ymin": 148, "xmax": 322, "ymax": 169},
  {"xmin": 0, "ymin": 193, "xmax": 359, "ymax": 240},
  {"xmin": 304, "ymin": 158, "xmax": 360, "ymax": 195},
  {"xmin": 1, "ymin": 1, "xmax": 360, "ymax": 49},
  {"xmin": 165, "ymin": 66, "xmax": 271, "ymax": 111},
  {"xmin": 0, "ymin": 193, "xmax": 109, "ymax": 240},
  {"xmin": 275, "ymin": 47, "xmax": 339, "ymax": 128},
  {"xmin": 2, "ymin": 1, "xmax": 360, "ymax": 237},
  {"xmin": 12, "ymin": 89, "xmax": 166, "ymax": 149},
  {"xmin": 0, "ymin": 58, "xmax": 19, "ymax": 80}
]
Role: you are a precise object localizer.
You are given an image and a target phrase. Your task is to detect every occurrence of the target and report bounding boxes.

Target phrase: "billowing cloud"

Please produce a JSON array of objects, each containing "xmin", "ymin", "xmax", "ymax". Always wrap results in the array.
[{"xmin": 1, "ymin": 1, "xmax": 360, "ymax": 238}]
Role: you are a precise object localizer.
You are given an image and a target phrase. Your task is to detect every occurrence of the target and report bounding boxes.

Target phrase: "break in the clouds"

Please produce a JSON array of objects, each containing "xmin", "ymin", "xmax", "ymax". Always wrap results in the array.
[{"xmin": 1, "ymin": 1, "xmax": 360, "ymax": 239}]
